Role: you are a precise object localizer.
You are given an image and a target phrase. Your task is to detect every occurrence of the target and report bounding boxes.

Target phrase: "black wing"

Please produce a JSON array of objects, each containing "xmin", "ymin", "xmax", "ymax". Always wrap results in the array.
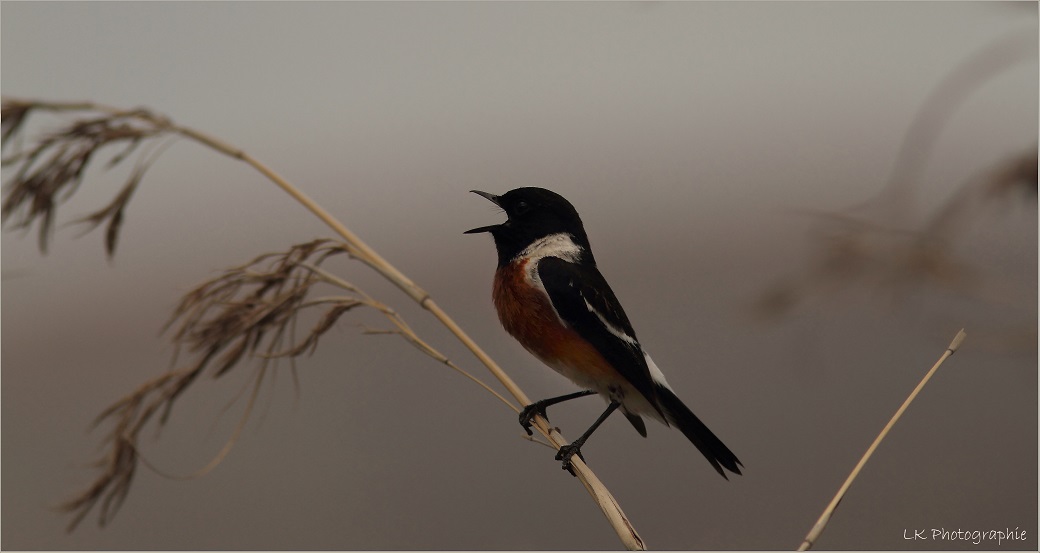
[{"xmin": 538, "ymin": 257, "xmax": 664, "ymax": 420}]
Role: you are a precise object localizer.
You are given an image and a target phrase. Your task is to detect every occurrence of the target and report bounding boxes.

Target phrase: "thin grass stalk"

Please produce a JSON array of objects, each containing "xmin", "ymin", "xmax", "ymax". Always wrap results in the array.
[
  {"xmin": 298, "ymin": 263, "xmax": 519, "ymax": 414},
  {"xmin": 797, "ymin": 328, "xmax": 967, "ymax": 551},
  {"xmin": 173, "ymin": 111, "xmax": 647, "ymax": 550},
  {"xmin": 3, "ymin": 98, "xmax": 646, "ymax": 549},
  {"xmin": 178, "ymin": 119, "xmax": 646, "ymax": 549}
]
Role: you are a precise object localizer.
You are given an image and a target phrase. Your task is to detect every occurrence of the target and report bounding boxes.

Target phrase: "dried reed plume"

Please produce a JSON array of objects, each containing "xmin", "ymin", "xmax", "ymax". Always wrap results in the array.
[
  {"xmin": 1, "ymin": 101, "xmax": 172, "ymax": 256},
  {"xmin": 1, "ymin": 98, "xmax": 647, "ymax": 549},
  {"xmin": 755, "ymin": 33, "xmax": 1037, "ymax": 321},
  {"xmin": 57, "ymin": 238, "xmax": 515, "ymax": 531}
]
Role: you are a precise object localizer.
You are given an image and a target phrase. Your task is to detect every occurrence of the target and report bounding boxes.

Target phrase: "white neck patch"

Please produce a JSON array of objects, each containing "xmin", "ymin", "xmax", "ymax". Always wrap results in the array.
[
  {"xmin": 519, "ymin": 232, "xmax": 583, "ymax": 263},
  {"xmin": 519, "ymin": 233, "xmax": 584, "ymax": 306}
]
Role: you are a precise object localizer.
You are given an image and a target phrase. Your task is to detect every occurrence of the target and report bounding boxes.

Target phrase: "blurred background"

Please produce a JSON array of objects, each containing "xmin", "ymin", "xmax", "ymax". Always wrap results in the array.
[{"xmin": 2, "ymin": 2, "xmax": 1036, "ymax": 550}]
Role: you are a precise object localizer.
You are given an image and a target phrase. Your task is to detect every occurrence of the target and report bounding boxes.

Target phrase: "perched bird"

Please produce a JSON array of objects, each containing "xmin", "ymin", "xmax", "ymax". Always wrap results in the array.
[{"xmin": 466, "ymin": 187, "xmax": 742, "ymax": 478}]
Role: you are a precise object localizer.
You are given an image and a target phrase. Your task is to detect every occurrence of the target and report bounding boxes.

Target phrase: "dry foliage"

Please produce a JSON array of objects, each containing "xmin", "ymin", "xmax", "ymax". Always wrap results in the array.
[
  {"xmin": 2, "ymin": 99, "xmax": 644, "ymax": 547},
  {"xmin": 1, "ymin": 99, "xmax": 177, "ymax": 256},
  {"xmin": 57, "ymin": 240, "xmax": 353, "ymax": 529},
  {"xmin": 755, "ymin": 33, "xmax": 1037, "ymax": 321},
  {"xmin": 54, "ymin": 237, "xmax": 513, "ymax": 531},
  {"xmin": 755, "ymin": 147, "xmax": 1037, "ymax": 317},
  {"xmin": 6, "ymin": 33, "xmax": 1030, "ymax": 549}
]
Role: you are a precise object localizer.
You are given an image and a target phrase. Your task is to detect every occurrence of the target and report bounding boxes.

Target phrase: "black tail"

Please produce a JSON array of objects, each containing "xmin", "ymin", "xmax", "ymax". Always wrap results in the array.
[{"xmin": 656, "ymin": 385, "xmax": 742, "ymax": 479}]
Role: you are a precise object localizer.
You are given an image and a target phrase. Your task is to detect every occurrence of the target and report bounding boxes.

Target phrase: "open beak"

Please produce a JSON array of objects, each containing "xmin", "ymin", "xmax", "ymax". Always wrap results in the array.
[{"xmin": 464, "ymin": 190, "xmax": 503, "ymax": 234}]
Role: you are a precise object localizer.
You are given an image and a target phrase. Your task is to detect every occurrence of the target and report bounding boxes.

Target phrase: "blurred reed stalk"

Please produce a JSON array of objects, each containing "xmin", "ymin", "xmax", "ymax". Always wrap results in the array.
[
  {"xmin": 797, "ymin": 328, "xmax": 967, "ymax": 551},
  {"xmin": 1, "ymin": 98, "xmax": 646, "ymax": 550},
  {"xmin": 754, "ymin": 33, "xmax": 1036, "ymax": 322}
]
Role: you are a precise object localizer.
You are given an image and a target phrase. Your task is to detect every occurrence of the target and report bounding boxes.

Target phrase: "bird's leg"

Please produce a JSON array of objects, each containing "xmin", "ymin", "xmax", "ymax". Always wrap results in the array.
[
  {"xmin": 518, "ymin": 389, "xmax": 596, "ymax": 435},
  {"xmin": 556, "ymin": 401, "xmax": 620, "ymax": 474}
]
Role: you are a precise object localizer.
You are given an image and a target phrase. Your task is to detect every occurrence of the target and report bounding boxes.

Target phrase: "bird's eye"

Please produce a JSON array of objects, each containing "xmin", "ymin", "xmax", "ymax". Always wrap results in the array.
[{"xmin": 514, "ymin": 200, "xmax": 530, "ymax": 215}]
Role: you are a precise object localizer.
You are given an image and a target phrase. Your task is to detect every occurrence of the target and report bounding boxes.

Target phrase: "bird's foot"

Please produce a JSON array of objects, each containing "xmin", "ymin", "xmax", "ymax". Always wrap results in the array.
[
  {"xmin": 518, "ymin": 402, "xmax": 549, "ymax": 436},
  {"xmin": 555, "ymin": 443, "xmax": 586, "ymax": 476}
]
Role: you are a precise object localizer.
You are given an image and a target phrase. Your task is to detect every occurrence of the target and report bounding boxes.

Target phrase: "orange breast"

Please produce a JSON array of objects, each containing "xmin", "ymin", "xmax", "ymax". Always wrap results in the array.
[{"xmin": 493, "ymin": 259, "xmax": 620, "ymax": 385}]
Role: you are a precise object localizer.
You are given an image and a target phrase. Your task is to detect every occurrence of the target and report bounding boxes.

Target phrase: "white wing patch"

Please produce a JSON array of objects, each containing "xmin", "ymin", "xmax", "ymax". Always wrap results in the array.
[
  {"xmin": 582, "ymin": 294, "xmax": 639, "ymax": 346},
  {"xmin": 518, "ymin": 233, "xmax": 676, "ymax": 409},
  {"xmin": 644, "ymin": 352, "xmax": 674, "ymax": 391}
]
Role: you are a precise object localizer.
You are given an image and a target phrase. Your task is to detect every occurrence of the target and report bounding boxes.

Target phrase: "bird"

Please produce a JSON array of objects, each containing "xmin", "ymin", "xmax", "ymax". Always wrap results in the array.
[{"xmin": 465, "ymin": 187, "xmax": 742, "ymax": 478}]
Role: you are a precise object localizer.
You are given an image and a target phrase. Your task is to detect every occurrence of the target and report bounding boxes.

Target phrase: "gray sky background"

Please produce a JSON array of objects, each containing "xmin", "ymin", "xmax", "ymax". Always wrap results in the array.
[{"xmin": 2, "ymin": 2, "xmax": 1036, "ymax": 550}]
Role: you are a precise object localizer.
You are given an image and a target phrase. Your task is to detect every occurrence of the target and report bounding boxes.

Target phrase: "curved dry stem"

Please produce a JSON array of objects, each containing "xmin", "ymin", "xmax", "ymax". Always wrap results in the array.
[
  {"xmin": 2, "ymin": 99, "xmax": 646, "ymax": 549},
  {"xmin": 853, "ymin": 32, "xmax": 1034, "ymax": 219},
  {"xmin": 754, "ymin": 33, "xmax": 1036, "ymax": 321},
  {"xmin": 299, "ymin": 263, "xmax": 520, "ymax": 414}
]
